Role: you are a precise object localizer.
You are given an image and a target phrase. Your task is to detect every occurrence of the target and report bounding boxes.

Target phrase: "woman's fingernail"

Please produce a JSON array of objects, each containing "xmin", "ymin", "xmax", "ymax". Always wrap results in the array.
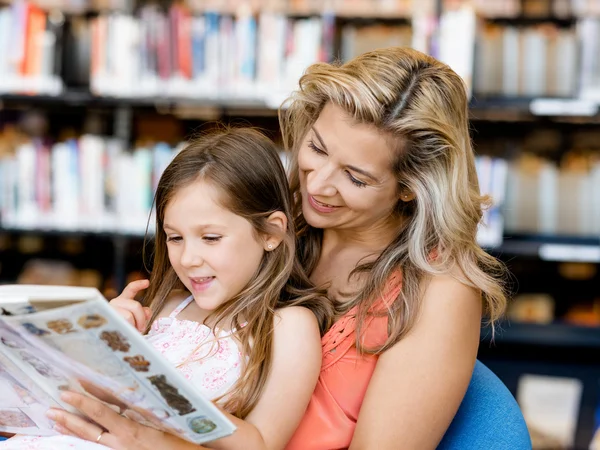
[
  {"xmin": 46, "ymin": 409, "xmax": 59, "ymax": 420},
  {"xmin": 54, "ymin": 424, "xmax": 69, "ymax": 434},
  {"xmin": 60, "ymin": 391, "xmax": 75, "ymax": 402}
]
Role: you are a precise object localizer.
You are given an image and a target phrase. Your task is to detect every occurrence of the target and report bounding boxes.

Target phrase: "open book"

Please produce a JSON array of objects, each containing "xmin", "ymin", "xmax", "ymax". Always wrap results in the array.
[{"xmin": 0, "ymin": 284, "xmax": 236, "ymax": 444}]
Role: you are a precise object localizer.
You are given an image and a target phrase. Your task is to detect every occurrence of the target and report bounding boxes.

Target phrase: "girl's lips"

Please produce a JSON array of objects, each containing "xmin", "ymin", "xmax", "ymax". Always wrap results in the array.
[
  {"xmin": 190, "ymin": 277, "xmax": 215, "ymax": 292},
  {"xmin": 308, "ymin": 195, "xmax": 340, "ymax": 214}
]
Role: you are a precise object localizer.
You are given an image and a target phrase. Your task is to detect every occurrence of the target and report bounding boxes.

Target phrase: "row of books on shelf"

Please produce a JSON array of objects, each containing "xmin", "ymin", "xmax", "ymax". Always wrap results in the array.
[
  {"xmin": 0, "ymin": 0, "xmax": 414, "ymax": 16},
  {"xmin": 5, "ymin": 0, "xmax": 600, "ymax": 114},
  {"xmin": 0, "ymin": 0, "xmax": 454, "ymax": 100},
  {"xmin": 1, "ymin": 1, "xmax": 412, "ymax": 102},
  {"xmin": 505, "ymin": 153, "xmax": 600, "ymax": 236},
  {"xmin": 2, "ymin": 131, "xmax": 600, "ymax": 245},
  {"xmin": 5, "ymin": 0, "xmax": 600, "ymax": 19},
  {"xmin": 0, "ymin": 133, "xmax": 182, "ymax": 234},
  {"xmin": 0, "ymin": 2, "xmax": 63, "ymax": 95},
  {"xmin": 474, "ymin": 23, "xmax": 578, "ymax": 98},
  {"xmin": 0, "ymin": 1, "xmax": 466, "ymax": 103},
  {"xmin": 2, "ymin": 132, "xmax": 599, "ymax": 246},
  {"xmin": 89, "ymin": 7, "xmax": 336, "ymax": 102},
  {"xmin": 0, "ymin": 130, "xmax": 506, "ymax": 242},
  {"xmin": 470, "ymin": 0, "xmax": 600, "ymax": 18}
]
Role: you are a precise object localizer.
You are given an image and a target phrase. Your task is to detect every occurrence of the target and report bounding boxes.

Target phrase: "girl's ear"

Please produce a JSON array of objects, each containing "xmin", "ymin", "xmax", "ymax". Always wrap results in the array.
[{"xmin": 263, "ymin": 211, "xmax": 287, "ymax": 251}]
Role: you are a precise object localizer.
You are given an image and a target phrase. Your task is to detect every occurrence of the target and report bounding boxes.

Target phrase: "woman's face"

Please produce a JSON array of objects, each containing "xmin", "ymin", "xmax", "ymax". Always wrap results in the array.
[{"xmin": 297, "ymin": 102, "xmax": 402, "ymax": 233}]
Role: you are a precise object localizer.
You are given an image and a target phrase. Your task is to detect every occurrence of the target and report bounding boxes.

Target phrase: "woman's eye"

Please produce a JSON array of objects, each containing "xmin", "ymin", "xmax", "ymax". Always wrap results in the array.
[
  {"xmin": 166, "ymin": 236, "xmax": 182, "ymax": 243},
  {"xmin": 308, "ymin": 140, "xmax": 326, "ymax": 155},
  {"xmin": 203, "ymin": 236, "xmax": 222, "ymax": 243},
  {"xmin": 346, "ymin": 172, "xmax": 367, "ymax": 188}
]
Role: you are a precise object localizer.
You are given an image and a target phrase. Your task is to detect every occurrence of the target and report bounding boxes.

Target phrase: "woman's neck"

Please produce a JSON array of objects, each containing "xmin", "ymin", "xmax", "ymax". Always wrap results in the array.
[
  {"xmin": 321, "ymin": 216, "xmax": 403, "ymax": 255},
  {"xmin": 313, "ymin": 217, "xmax": 404, "ymax": 302}
]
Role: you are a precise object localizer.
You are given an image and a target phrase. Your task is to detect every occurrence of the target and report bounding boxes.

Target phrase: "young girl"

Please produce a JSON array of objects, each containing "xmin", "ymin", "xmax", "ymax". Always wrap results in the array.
[{"xmin": 2, "ymin": 128, "xmax": 331, "ymax": 449}]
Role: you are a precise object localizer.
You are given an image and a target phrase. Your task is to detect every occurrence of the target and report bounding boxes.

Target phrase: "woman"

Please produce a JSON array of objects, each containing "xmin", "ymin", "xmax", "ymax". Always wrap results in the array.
[
  {"xmin": 281, "ymin": 46, "xmax": 506, "ymax": 449},
  {"xmin": 47, "ymin": 47, "xmax": 507, "ymax": 449}
]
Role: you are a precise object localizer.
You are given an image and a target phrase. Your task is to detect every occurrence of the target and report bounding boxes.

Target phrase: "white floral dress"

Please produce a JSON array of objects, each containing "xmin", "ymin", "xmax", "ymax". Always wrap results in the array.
[{"xmin": 1, "ymin": 296, "xmax": 244, "ymax": 449}]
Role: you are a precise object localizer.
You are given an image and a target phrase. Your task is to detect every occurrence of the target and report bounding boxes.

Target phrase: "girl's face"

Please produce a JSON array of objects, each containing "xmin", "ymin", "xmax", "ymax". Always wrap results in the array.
[
  {"xmin": 163, "ymin": 180, "xmax": 266, "ymax": 313},
  {"xmin": 297, "ymin": 102, "xmax": 402, "ymax": 233}
]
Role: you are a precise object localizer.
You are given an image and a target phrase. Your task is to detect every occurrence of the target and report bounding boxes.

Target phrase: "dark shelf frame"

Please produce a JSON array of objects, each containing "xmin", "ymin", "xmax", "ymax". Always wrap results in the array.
[{"xmin": 482, "ymin": 322, "xmax": 600, "ymax": 349}]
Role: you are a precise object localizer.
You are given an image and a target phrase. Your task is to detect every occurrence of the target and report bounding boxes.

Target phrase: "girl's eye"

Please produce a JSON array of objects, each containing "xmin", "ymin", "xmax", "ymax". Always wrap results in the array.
[
  {"xmin": 203, "ymin": 236, "xmax": 222, "ymax": 243},
  {"xmin": 307, "ymin": 140, "xmax": 326, "ymax": 155},
  {"xmin": 166, "ymin": 236, "xmax": 182, "ymax": 243},
  {"xmin": 346, "ymin": 171, "xmax": 367, "ymax": 188}
]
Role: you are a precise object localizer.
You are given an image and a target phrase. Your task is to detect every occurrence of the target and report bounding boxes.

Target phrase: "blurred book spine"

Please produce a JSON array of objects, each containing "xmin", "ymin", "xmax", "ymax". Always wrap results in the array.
[
  {"xmin": 503, "ymin": 152, "xmax": 600, "ymax": 237},
  {"xmin": 89, "ymin": 6, "xmax": 333, "ymax": 107},
  {"xmin": 475, "ymin": 155, "xmax": 508, "ymax": 248},
  {"xmin": 0, "ymin": 2, "xmax": 64, "ymax": 95}
]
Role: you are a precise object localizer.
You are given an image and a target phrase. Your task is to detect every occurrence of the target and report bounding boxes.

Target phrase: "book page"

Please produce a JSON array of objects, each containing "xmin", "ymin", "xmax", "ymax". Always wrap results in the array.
[
  {"xmin": 0, "ymin": 287, "xmax": 235, "ymax": 444},
  {"xmin": 0, "ymin": 320, "xmax": 89, "ymax": 435},
  {"xmin": 0, "ymin": 350, "xmax": 63, "ymax": 436}
]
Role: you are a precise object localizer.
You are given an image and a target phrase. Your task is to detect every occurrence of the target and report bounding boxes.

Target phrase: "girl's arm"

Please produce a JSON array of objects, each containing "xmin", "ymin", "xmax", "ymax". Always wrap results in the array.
[
  {"xmin": 349, "ymin": 273, "xmax": 483, "ymax": 450},
  {"xmin": 49, "ymin": 306, "xmax": 321, "ymax": 450},
  {"xmin": 206, "ymin": 305, "xmax": 321, "ymax": 450}
]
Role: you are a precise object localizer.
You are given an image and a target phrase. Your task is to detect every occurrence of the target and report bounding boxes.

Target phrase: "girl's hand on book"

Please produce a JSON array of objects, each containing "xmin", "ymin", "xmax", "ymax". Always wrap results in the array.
[{"xmin": 110, "ymin": 279, "xmax": 151, "ymax": 332}]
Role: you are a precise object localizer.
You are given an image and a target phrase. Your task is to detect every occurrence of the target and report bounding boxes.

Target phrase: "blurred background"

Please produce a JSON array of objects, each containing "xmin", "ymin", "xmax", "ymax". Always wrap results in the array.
[{"xmin": 0, "ymin": 0, "xmax": 599, "ymax": 447}]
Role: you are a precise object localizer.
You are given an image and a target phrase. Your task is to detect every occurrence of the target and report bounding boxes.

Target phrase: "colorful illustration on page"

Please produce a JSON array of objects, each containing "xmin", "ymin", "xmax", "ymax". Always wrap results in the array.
[
  {"xmin": 188, "ymin": 416, "xmax": 217, "ymax": 434},
  {"xmin": 147, "ymin": 374, "xmax": 196, "ymax": 415},
  {"xmin": 0, "ymin": 409, "xmax": 37, "ymax": 428},
  {"xmin": 19, "ymin": 351, "xmax": 69, "ymax": 383},
  {"xmin": 21, "ymin": 323, "xmax": 50, "ymax": 336},
  {"xmin": 47, "ymin": 319, "xmax": 76, "ymax": 334},
  {"xmin": 123, "ymin": 355, "xmax": 151, "ymax": 372},
  {"xmin": 100, "ymin": 330, "xmax": 131, "ymax": 352},
  {"xmin": 0, "ymin": 369, "xmax": 37, "ymax": 407},
  {"xmin": 77, "ymin": 313, "xmax": 107, "ymax": 329}
]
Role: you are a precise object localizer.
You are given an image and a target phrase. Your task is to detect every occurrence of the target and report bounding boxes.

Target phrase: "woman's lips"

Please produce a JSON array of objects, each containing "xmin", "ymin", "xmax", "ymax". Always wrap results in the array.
[{"xmin": 308, "ymin": 195, "xmax": 341, "ymax": 213}]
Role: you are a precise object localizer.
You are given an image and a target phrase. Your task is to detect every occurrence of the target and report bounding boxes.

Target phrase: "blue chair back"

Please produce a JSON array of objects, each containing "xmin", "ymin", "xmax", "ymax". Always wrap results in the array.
[{"xmin": 438, "ymin": 360, "xmax": 532, "ymax": 449}]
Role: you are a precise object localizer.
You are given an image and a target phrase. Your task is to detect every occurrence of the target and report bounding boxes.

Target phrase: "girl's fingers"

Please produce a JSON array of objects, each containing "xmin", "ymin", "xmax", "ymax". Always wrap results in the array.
[
  {"xmin": 110, "ymin": 298, "xmax": 148, "ymax": 331},
  {"xmin": 118, "ymin": 279, "xmax": 150, "ymax": 300}
]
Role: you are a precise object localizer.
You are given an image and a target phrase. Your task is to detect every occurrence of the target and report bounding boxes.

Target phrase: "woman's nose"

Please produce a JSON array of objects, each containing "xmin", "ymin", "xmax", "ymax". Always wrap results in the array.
[{"xmin": 306, "ymin": 163, "xmax": 337, "ymax": 198}]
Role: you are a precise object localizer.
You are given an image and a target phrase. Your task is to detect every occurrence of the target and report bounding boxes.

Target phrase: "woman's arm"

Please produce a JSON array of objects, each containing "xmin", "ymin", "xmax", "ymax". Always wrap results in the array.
[
  {"xmin": 50, "ymin": 306, "xmax": 321, "ymax": 450},
  {"xmin": 349, "ymin": 273, "xmax": 482, "ymax": 450}
]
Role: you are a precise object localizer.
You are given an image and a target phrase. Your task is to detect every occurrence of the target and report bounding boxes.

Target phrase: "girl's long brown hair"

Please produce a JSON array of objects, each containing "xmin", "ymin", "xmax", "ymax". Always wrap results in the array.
[
  {"xmin": 142, "ymin": 127, "xmax": 332, "ymax": 418},
  {"xmin": 280, "ymin": 47, "xmax": 508, "ymax": 353}
]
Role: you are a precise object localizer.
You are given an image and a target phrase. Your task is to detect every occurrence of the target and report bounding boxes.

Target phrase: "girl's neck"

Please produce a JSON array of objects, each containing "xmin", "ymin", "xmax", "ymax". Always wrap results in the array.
[{"xmin": 173, "ymin": 294, "xmax": 241, "ymax": 332}]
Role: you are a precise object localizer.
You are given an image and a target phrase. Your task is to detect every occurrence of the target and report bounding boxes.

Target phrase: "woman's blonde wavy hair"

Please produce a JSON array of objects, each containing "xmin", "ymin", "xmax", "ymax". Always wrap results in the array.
[
  {"xmin": 279, "ymin": 47, "xmax": 507, "ymax": 353},
  {"xmin": 142, "ymin": 128, "xmax": 332, "ymax": 418}
]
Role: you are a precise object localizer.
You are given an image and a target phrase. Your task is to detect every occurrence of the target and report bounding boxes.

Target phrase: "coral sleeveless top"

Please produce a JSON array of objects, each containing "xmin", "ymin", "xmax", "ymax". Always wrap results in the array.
[{"xmin": 286, "ymin": 275, "xmax": 402, "ymax": 450}]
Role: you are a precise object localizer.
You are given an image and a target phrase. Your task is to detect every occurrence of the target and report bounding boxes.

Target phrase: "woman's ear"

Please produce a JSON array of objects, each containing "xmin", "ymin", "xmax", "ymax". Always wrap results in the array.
[{"xmin": 263, "ymin": 211, "xmax": 287, "ymax": 251}]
